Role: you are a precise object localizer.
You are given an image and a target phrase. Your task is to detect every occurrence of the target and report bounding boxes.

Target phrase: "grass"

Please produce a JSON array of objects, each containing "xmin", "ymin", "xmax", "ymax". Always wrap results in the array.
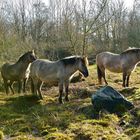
[{"xmin": 0, "ymin": 65, "xmax": 140, "ymax": 139}]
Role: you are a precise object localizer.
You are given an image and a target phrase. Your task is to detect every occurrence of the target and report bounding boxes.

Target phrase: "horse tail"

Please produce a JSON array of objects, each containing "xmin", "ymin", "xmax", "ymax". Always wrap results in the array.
[{"xmin": 97, "ymin": 65, "xmax": 102, "ymax": 84}]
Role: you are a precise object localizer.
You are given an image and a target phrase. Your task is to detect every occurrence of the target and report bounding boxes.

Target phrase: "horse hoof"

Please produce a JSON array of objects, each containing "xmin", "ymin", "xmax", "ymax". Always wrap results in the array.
[
  {"xmin": 65, "ymin": 97, "xmax": 69, "ymax": 102},
  {"xmin": 122, "ymin": 84, "xmax": 126, "ymax": 87},
  {"xmin": 59, "ymin": 98, "xmax": 64, "ymax": 104},
  {"xmin": 59, "ymin": 101, "xmax": 64, "ymax": 104}
]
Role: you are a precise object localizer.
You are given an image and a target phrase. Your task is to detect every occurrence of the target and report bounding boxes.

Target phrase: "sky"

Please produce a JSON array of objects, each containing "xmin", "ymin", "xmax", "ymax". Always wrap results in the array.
[
  {"xmin": 41, "ymin": 0, "xmax": 135, "ymax": 9},
  {"xmin": 11, "ymin": 0, "xmax": 135, "ymax": 9},
  {"xmin": 123, "ymin": 0, "xmax": 134, "ymax": 9}
]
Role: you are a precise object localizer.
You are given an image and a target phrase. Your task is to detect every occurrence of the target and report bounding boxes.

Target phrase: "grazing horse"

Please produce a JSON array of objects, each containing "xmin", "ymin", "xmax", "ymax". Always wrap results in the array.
[
  {"xmin": 96, "ymin": 48, "xmax": 140, "ymax": 87},
  {"xmin": 1, "ymin": 50, "xmax": 37, "ymax": 94},
  {"xmin": 30, "ymin": 56, "xmax": 89, "ymax": 103}
]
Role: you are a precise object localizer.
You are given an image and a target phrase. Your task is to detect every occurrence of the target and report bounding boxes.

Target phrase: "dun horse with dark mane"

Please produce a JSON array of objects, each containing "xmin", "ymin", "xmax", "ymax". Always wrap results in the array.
[
  {"xmin": 30, "ymin": 56, "xmax": 89, "ymax": 103},
  {"xmin": 96, "ymin": 48, "xmax": 140, "ymax": 87},
  {"xmin": 1, "ymin": 50, "xmax": 36, "ymax": 94}
]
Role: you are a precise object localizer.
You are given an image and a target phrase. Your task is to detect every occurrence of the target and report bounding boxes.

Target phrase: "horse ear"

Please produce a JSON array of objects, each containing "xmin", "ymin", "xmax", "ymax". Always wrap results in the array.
[
  {"xmin": 31, "ymin": 49, "xmax": 36, "ymax": 55},
  {"xmin": 31, "ymin": 49, "xmax": 34, "ymax": 53},
  {"xmin": 82, "ymin": 55, "xmax": 87, "ymax": 58},
  {"xmin": 83, "ymin": 56, "xmax": 89, "ymax": 66},
  {"xmin": 83, "ymin": 55, "xmax": 88, "ymax": 60}
]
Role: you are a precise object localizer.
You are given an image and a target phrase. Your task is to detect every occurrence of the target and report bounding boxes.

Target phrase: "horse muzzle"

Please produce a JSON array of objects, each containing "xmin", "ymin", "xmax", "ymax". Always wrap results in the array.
[
  {"xmin": 82, "ymin": 70, "xmax": 89, "ymax": 77},
  {"xmin": 32, "ymin": 57, "xmax": 37, "ymax": 62}
]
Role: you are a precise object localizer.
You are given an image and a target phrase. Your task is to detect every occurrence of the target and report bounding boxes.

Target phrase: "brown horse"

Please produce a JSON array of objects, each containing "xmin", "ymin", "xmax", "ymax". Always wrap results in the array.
[
  {"xmin": 1, "ymin": 50, "xmax": 37, "ymax": 94},
  {"xmin": 30, "ymin": 56, "xmax": 89, "ymax": 103},
  {"xmin": 96, "ymin": 48, "xmax": 140, "ymax": 87}
]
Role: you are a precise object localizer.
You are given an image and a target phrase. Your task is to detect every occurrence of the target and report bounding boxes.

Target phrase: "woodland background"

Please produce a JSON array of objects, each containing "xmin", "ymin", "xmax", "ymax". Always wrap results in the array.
[{"xmin": 0, "ymin": 0, "xmax": 140, "ymax": 62}]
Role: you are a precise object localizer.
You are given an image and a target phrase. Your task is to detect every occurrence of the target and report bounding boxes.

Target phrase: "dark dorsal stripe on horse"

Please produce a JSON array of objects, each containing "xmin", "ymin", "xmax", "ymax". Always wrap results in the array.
[{"xmin": 60, "ymin": 56, "xmax": 80, "ymax": 66}]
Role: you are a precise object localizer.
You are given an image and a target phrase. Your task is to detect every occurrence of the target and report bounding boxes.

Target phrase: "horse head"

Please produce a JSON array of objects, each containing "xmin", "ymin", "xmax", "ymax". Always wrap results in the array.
[
  {"xmin": 78, "ymin": 56, "xmax": 89, "ymax": 77},
  {"xmin": 26, "ymin": 50, "xmax": 37, "ymax": 63}
]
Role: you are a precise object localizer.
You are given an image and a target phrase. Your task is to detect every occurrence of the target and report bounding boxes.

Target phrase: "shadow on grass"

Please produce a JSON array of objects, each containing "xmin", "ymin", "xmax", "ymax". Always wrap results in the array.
[
  {"xmin": 70, "ymin": 87, "xmax": 93, "ymax": 99},
  {"xmin": 0, "ymin": 94, "xmax": 42, "ymax": 136},
  {"xmin": 0, "ymin": 95, "xmax": 41, "ymax": 123},
  {"xmin": 0, "ymin": 92, "xmax": 94, "ymax": 138},
  {"xmin": 119, "ymin": 87, "xmax": 139, "ymax": 97},
  {"xmin": 76, "ymin": 104, "xmax": 95, "ymax": 118},
  {"xmin": 5, "ymin": 95, "xmax": 41, "ymax": 113}
]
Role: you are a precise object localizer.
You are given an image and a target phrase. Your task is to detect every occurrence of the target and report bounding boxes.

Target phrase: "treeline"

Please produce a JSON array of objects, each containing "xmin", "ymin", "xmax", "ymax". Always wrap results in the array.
[{"xmin": 0, "ymin": 0, "xmax": 140, "ymax": 60}]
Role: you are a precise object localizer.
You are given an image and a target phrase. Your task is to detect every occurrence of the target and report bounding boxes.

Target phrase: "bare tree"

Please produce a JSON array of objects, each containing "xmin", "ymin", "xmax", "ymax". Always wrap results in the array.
[
  {"xmin": 0, "ymin": 0, "xmax": 139, "ymax": 59},
  {"xmin": 78, "ymin": 0, "xmax": 111, "ymax": 55},
  {"xmin": 127, "ymin": 0, "xmax": 140, "ymax": 47}
]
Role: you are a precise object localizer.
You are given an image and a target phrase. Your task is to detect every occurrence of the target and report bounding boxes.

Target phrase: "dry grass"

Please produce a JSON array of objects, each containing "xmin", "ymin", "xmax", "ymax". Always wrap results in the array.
[{"xmin": 0, "ymin": 65, "xmax": 140, "ymax": 139}]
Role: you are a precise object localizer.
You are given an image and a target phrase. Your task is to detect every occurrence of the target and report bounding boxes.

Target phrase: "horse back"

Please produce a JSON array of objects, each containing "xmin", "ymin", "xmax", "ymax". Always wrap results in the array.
[
  {"xmin": 96, "ymin": 52, "xmax": 122, "ymax": 73},
  {"xmin": 30, "ymin": 59, "xmax": 63, "ymax": 82},
  {"xmin": 1, "ymin": 62, "xmax": 26, "ymax": 80}
]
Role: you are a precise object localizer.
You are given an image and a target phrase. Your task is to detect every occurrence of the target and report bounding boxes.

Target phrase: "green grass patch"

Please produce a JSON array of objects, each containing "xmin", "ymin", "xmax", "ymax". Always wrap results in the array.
[{"xmin": 0, "ymin": 65, "xmax": 140, "ymax": 139}]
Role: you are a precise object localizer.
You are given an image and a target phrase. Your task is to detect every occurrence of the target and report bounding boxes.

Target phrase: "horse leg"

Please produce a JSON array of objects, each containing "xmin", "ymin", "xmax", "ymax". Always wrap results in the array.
[
  {"xmin": 3, "ymin": 79, "xmax": 9, "ymax": 95},
  {"xmin": 18, "ymin": 80, "xmax": 22, "ymax": 93},
  {"xmin": 31, "ymin": 78, "xmax": 38, "ymax": 96},
  {"xmin": 30, "ymin": 77, "xmax": 34, "ymax": 94},
  {"xmin": 122, "ymin": 72, "xmax": 127, "ymax": 87},
  {"xmin": 101, "ymin": 69, "xmax": 108, "ymax": 85},
  {"xmin": 58, "ymin": 81, "xmax": 64, "ymax": 104},
  {"xmin": 97, "ymin": 65, "xmax": 103, "ymax": 84},
  {"xmin": 9, "ymin": 81, "xmax": 15, "ymax": 94},
  {"xmin": 37, "ymin": 80, "xmax": 43, "ymax": 99},
  {"xmin": 65, "ymin": 80, "xmax": 69, "ymax": 102},
  {"xmin": 23, "ymin": 78, "xmax": 28, "ymax": 93},
  {"xmin": 126, "ymin": 73, "xmax": 131, "ymax": 87}
]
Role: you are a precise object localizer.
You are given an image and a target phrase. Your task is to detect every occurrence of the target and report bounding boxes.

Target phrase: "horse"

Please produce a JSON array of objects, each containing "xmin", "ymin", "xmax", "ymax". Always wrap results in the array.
[
  {"xmin": 30, "ymin": 56, "xmax": 89, "ymax": 103},
  {"xmin": 96, "ymin": 48, "xmax": 140, "ymax": 87},
  {"xmin": 1, "ymin": 50, "xmax": 37, "ymax": 94}
]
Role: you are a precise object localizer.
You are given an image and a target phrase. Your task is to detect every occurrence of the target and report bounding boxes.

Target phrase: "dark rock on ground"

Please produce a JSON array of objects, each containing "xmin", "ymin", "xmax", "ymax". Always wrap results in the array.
[{"xmin": 91, "ymin": 86, "xmax": 134, "ymax": 116}]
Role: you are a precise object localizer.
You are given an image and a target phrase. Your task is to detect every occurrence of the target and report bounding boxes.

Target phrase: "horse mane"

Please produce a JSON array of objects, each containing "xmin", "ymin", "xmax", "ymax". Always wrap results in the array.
[
  {"xmin": 60, "ymin": 55, "xmax": 89, "ymax": 66},
  {"xmin": 121, "ymin": 48, "xmax": 140, "ymax": 55},
  {"xmin": 60, "ymin": 56, "xmax": 80, "ymax": 66},
  {"xmin": 17, "ymin": 51, "xmax": 31, "ymax": 62}
]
